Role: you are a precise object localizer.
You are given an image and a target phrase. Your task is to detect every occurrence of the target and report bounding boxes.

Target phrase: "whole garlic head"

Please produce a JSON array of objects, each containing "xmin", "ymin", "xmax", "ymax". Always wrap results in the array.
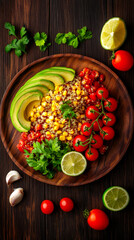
[
  {"xmin": 6, "ymin": 170, "xmax": 22, "ymax": 186},
  {"xmin": 9, "ymin": 188, "xmax": 24, "ymax": 207}
]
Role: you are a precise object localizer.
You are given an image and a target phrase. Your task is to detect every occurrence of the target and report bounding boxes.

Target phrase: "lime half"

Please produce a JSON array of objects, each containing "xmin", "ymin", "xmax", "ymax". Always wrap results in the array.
[
  {"xmin": 102, "ymin": 186, "xmax": 129, "ymax": 211},
  {"xmin": 100, "ymin": 17, "xmax": 127, "ymax": 50},
  {"xmin": 61, "ymin": 151, "xmax": 87, "ymax": 176}
]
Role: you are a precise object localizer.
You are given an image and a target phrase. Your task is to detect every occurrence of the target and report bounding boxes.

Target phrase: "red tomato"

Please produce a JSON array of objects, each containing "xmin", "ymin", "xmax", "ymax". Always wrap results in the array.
[
  {"xmin": 104, "ymin": 98, "xmax": 118, "ymax": 112},
  {"xmin": 60, "ymin": 197, "xmax": 74, "ymax": 212},
  {"xmin": 96, "ymin": 87, "xmax": 109, "ymax": 100},
  {"xmin": 93, "ymin": 81, "xmax": 101, "ymax": 89},
  {"xmin": 87, "ymin": 209, "xmax": 109, "ymax": 230},
  {"xmin": 46, "ymin": 134, "xmax": 52, "ymax": 140},
  {"xmin": 85, "ymin": 148, "xmax": 99, "ymax": 161},
  {"xmin": 92, "ymin": 119, "xmax": 103, "ymax": 131},
  {"xmin": 41, "ymin": 200, "xmax": 54, "ymax": 214},
  {"xmin": 91, "ymin": 70, "xmax": 99, "ymax": 79},
  {"xmin": 102, "ymin": 113, "xmax": 116, "ymax": 126},
  {"xmin": 91, "ymin": 134, "xmax": 103, "ymax": 149},
  {"xmin": 21, "ymin": 132, "xmax": 28, "ymax": 140},
  {"xmin": 112, "ymin": 50, "xmax": 133, "ymax": 71},
  {"xmin": 81, "ymin": 122, "xmax": 92, "ymax": 136},
  {"xmin": 17, "ymin": 143, "xmax": 24, "ymax": 153},
  {"xmin": 89, "ymin": 93, "xmax": 97, "ymax": 101},
  {"xmin": 99, "ymin": 74, "xmax": 105, "ymax": 82},
  {"xmin": 86, "ymin": 106, "xmax": 99, "ymax": 120},
  {"xmin": 35, "ymin": 124, "xmax": 42, "ymax": 131},
  {"xmin": 100, "ymin": 126, "xmax": 115, "ymax": 140},
  {"xmin": 73, "ymin": 135, "xmax": 88, "ymax": 152}
]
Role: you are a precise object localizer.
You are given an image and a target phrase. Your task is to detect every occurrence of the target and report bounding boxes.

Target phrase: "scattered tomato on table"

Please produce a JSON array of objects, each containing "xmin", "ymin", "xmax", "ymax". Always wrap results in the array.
[
  {"xmin": 59, "ymin": 198, "xmax": 74, "ymax": 212},
  {"xmin": 41, "ymin": 200, "xmax": 54, "ymax": 215},
  {"xmin": 110, "ymin": 50, "xmax": 133, "ymax": 71}
]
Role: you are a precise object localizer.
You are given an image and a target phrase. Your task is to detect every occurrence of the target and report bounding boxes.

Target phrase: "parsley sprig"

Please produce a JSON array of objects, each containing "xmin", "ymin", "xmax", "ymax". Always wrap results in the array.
[
  {"xmin": 24, "ymin": 138, "xmax": 71, "ymax": 179},
  {"xmin": 34, "ymin": 32, "xmax": 51, "ymax": 51},
  {"xmin": 55, "ymin": 26, "xmax": 92, "ymax": 48},
  {"xmin": 60, "ymin": 101, "xmax": 76, "ymax": 126},
  {"xmin": 4, "ymin": 22, "xmax": 29, "ymax": 57}
]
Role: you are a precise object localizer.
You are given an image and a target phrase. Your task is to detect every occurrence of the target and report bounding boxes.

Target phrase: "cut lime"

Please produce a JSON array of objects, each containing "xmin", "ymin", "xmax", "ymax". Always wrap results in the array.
[
  {"xmin": 102, "ymin": 186, "xmax": 129, "ymax": 211},
  {"xmin": 61, "ymin": 151, "xmax": 87, "ymax": 176},
  {"xmin": 100, "ymin": 17, "xmax": 127, "ymax": 50}
]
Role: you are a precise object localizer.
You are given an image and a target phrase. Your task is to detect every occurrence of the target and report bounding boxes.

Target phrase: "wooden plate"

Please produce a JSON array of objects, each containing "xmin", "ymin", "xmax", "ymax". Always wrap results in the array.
[{"xmin": 0, "ymin": 54, "xmax": 133, "ymax": 186}]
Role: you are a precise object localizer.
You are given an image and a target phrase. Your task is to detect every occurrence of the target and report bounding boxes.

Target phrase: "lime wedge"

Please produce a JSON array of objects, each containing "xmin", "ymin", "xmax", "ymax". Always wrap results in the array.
[
  {"xmin": 61, "ymin": 151, "xmax": 87, "ymax": 176},
  {"xmin": 102, "ymin": 186, "xmax": 129, "ymax": 211},
  {"xmin": 100, "ymin": 17, "xmax": 127, "ymax": 50}
]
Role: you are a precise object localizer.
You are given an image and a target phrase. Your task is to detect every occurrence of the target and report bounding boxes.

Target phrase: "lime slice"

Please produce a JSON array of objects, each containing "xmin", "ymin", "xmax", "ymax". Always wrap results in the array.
[
  {"xmin": 100, "ymin": 17, "xmax": 127, "ymax": 50},
  {"xmin": 61, "ymin": 151, "xmax": 87, "ymax": 176},
  {"xmin": 102, "ymin": 186, "xmax": 129, "ymax": 211}
]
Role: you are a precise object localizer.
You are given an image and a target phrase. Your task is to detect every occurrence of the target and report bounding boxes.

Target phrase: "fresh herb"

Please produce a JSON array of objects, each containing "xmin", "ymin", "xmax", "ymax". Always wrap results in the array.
[
  {"xmin": 4, "ymin": 22, "xmax": 29, "ymax": 57},
  {"xmin": 60, "ymin": 101, "xmax": 76, "ymax": 126},
  {"xmin": 24, "ymin": 138, "xmax": 71, "ymax": 179},
  {"xmin": 55, "ymin": 26, "xmax": 92, "ymax": 48},
  {"xmin": 34, "ymin": 32, "xmax": 51, "ymax": 51}
]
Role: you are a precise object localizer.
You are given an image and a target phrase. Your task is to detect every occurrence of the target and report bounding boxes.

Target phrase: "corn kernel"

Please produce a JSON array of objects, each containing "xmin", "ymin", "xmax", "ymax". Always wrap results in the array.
[
  {"xmin": 84, "ymin": 96, "xmax": 88, "ymax": 100},
  {"xmin": 63, "ymin": 90, "xmax": 67, "ymax": 96},
  {"xmin": 46, "ymin": 119, "xmax": 51, "ymax": 123},
  {"xmin": 33, "ymin": 108, "xmax": 37, "ymax": 112},
  {"xmin": 46, "ymin": 131, "xmax": 51, "ymax": 135},
  {"xmin": 52, "ymin": 106, "xmax": 56, "ymax": 111},
  {"xmin": 57, "ymin": 130, "xmax": 62, "ymax": 134},
  {"xmin": 82, "ymin": 90, "xmax": 85, "ymax": 95},
  {"xmin": 61, "ymin": 119, "xmax": 66, "ymax": 124},
  {"xmin": 54, "ymin": 125, "xmax": 59, "ymax": 131},
  {"xmin": 73, "ymin": 101, "xmax": 78, "ymax": 106},
  {"xmin": 54, "ymin": 90, "xmax": 58, "ymax": 95},
  {"xmin": 51, "ymin": 134, "xmax": 55, "ymax": 138},
  {"xmin": 30, "ymin": 117, "xmax": 35, "ymax": 122},
  {"xmin": 37, "ymin": 106, "xmax": 44, "ymax": 112},
  {"xmin": 35, "ymin": 113, "xmax": 40, "ymax": 117},
  {"xmin": 77, "ymin": 96, "xmax": 81, "ymax": 100},
  {"xmin": 56, "ymin": 96, "xmax": 61, "ymax": 101},
  {"xmin": 45, "ymin": 96, "xmax": 51, "ymax": 101},
  {"xmin": 49, "ymin": 116, "xmax": 54, "ymax": 120},
  {"xmin": 42, "ymin": 97, "xmax": 46, "ymax": 101},
  {"xmin": 55, "ymin": 86, "xmax": 59, "ymax": 91},
  {"xmin": 29, "ymin": 111, "xmax": 34, "ymax": 117},
  {"xmin": 80, "ymin": 114, "xmax": 85, "ymax": 118},
  {"xmin": 72, "ymin": 86, "xmax": 76, "ymax": 90},
  {"xmin": 54, "ymin": 122, "xmax": 59, "ymax": 126},
  {"xmin": 60, "ymin": 124, "xmax": 64, "ymax": 128},
  {"xmin": 35, "ymin": 104, "xmax": 39, "ymax": 108},
  {"xmin": 82, "ymin": 120, "xmax": 85, "ymax": 123},
  {"xmin": 59, "ymin": 86, "xmax": 63, "ymax": 91},
  {"xmin": 55, "ymin": 117, "xmax": 59, "ymax": 122},
  {"xmin": 63, "ymin": 131, "xmax": 68, "ymax": 136},
  {"xmin": 72, "ymin": 89, "xmax": 76, "ymax": 93},
  {"xmin": 42, "ymin": 112, "xmax": 48, "ymax": 116},
  {"xmin": 48, "ymin": 112, "xmax": 52, "ymax": 116},
  {"xmin": 78, "ymin": 128, "xmax": 81, "ymax": 131},
  {"xmin": 53, "ymin": 112, "xmax": 57, "ymax": 116},
  {"xmin": 41, "ymin": 101, "xmax": 47, "ymax": 107},
  {"xmin": 59, "ymin": 135, "xmax": 65, "ymax": 141},
  {"xmin": 70, "ymin": 130, "xmax": 74, "ymax": 134},
  {"xmin": 78, "ymin": 122, "xmax": 82, "ymax": 128},
  {"xmin": 67, "ymin": 136, "xmax": 72, "ymax": 141},
  {"xmin": 76, "ymin": 89, "xmax": 81, "ymax": 95},
  {"xmin": 43, "ymin": 123, "xmax": 48, "ymax": 129}
]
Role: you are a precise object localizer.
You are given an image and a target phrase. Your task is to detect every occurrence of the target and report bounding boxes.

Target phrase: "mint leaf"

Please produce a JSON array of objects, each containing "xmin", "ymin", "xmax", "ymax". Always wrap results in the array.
[{"xmin": 4, "ymin": 22, "xmax": 17, "ymax": 37}]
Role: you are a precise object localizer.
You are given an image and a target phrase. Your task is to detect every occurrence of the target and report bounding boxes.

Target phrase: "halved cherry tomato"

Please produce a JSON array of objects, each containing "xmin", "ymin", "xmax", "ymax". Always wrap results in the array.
[
  {"xmin": 100, "ymin": 126, "xmax": 115, "ymax": 140},
  {"xmin": 89, "ymin": 93, "xmax": 97, "ymax": 101},
  {"xmin": 87, "ymin": 209, "xmax": 109, "ymax": 230},
  {"xmin": 81, "ymin": 122, "xmax": 92, "ymax": 136},
  {"xmin": 73, "ymin": 135, "xmax": 88, "ymax": 152},
  {"xmin": 59, "ymin": 198, "xmax": 74, "ymax": 212},
  {"xmin": 99, "ymin": 74, "xmax": 105, "ymax": 82},
  {"xmin": 104, "ymin": 98, "xmax": 118, "ymax": 112},
  {"xmin": 102, "ymin": 113, "xmax": 116, "ymax": 126},
  {"xmin": 21, "ymin": 132, "xmax": 28, "ymax": 140},
  {"xmin": 96, "ymin": 87, "xmax": 109, "ymax": 100},
  {"xmin": 85, "ymin": 148, "xmax": 99, "ymax": 161},
  {"xmin": 91, "ymin": 134, "xmax": 103, "ymax": 149},
  {"xmin": 35, "ymin": 124, "xmax": 42, "ymax": 131},
  {"xmin": 17, "ymin": 143, "xmax": 24, "ymax": 153},
  {"xmin": 41, "ymin": 200, "xmax": 54, "ymax": 215},
  {"xmin": 86, "ymin": 106, "xmax": 99, "ymax": 120},
  {"xmin": 111, "ymin": 50, "xmax": 133, "ymax": 71},
  {"xmin": 92, "ymin": 119, "xmax": 103, "ymax": 131}
]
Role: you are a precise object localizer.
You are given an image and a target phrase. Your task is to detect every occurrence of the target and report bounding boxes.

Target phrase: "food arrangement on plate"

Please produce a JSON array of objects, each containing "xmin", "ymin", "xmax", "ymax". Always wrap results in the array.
[{"xmin": 10, "ymin": 65, "xmax": 118, "ymax": 179}]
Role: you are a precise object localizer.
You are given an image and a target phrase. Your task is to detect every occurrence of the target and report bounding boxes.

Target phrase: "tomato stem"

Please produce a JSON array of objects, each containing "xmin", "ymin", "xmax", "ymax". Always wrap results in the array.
[
  {"xmin": 109, "ymin": 51, "xmax": 115, "ymax": 60},
  {"xmin": 83, "ymin": 209, "xmax": 90, "ymax": 219}
]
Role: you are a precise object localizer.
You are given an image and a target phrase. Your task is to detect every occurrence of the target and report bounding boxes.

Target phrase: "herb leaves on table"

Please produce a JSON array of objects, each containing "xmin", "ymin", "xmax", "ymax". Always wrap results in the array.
[{"xmin": 34, "ymin": 32, "xmax": 51, "ymax": 51}]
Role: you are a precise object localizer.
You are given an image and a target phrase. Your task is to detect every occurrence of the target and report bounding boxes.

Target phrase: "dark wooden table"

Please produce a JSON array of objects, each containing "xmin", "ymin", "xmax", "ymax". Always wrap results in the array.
[{"xmin": 0, "ymin": 0, "xmax": 134, "ymax": 239}]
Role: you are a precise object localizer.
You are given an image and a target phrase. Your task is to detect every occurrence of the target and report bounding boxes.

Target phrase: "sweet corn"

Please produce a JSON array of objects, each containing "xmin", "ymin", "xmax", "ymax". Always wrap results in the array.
[
  {"xmin": 73, "ymin": 101, "xmax": 78, "ymax": 106},
  {"xmin": 53, "ymin": 112, "xmax": 57, "ymax": 116},
  {"xmin": 35, "ymin": 113, "xmax": 40, "ymax": 117},
  {"xmin": 52, "ymin": 106, "xmax": 56, "ymax": 112},
  {"xmin": 76, "ymin": 89, "xmax": 81, "ymax": 95},
  {"xmin": 46, "ymin": 131, "xmax": 51, "ymax": 135},
  {"xmin": 70, "ymin": 130, "xmax": 74, "ymax": 134},
  {"xmin": 63, "ymin": 90, "xmax": 67, "ymax": 96},
  {"xmin": 49, "ymin": 116, "xmax": 54, "ymax": 120},
  {"xmin": 42, "ymin": 112, "xmax": 48, "ymax": 116},
  {"xmin": 35, "ymin": 104, "xmax": 39, "ymax": 108},
  {"xmin": 46, "ymin": 119, "xmax": 51, "ymax": 123},
  {"xmin": 67, "ymin": 136, "xmax": 72, "ymax": 141},
  {"xmin": 55, "ymin": 117, "xmax": 59, "ymax": 122},
  {"xmin": 77, "ymin": 96, "xmax": 81, "ymax": 100},
  {"xmin": 41, "ymin": 102, "xmax": 47, "ymax": 107},
  {"xmin": 33, "ymin": 108, "xmax": 37, "ymax": 112},
  {"xmin": 37, "ymin": 106, "xmax": 44, "ymax": 112},
  {"xmin": 78, "ymin": 122, "xmax": 82, "ymax": 128},
  {"xmin": 60, "ymin": 124, "xmax": 64, "ymax": 128},
  {"xmin": 51, "ymin": 134, "xmax": 55, "ymax": 138},
  {"xmin": 48, "ymin": 112, "xmax": 52, "ymax": 116},
  {"xmin": 30, "ymin": 117, "xmax": 35, "ymax": 122},
  {"xmin": 54, "ymin": 90, "xmax": 58, "ymax": 95},
  {"xmin": 56, "ymin": 96, "xmax": 61, "ymax": 101},
  {"xmin": 55, "ymin": 86, "xmax": 59, "ymax": 91},
  {"xmin": 43, "ymin": 123, "xmax": 48, "ymax": 129},
  {"xmin": 84, "ymin": 96, "xmax": 88, "ymax": 100},
  {"xmin": 57, "ymin": 130, "xmax": 62, "ymax": 134},
  {"xmin": 82, "ymin": 90, "xmax": 86, "ymax": 95},
  {"xmin": 63, "ymin": 131, "xmax": 68, "ymax": 136},
  {"xmin": 72, "ymin": 85, "xmax": 76, "ymax": 90},
  {"xmin": 45, "ymin": 96, "xmax": 51, "ymax": 101},
  {"xmin": 42, "ymin": 97, "xmax": 46, "ymax": 101},
  {"xmin": 54, "ymin": 122, "xmax": 59, "ymax": 126},
  {"xmin": 59, "ymin": 86, "xmax": 63, "ymax": 91},
  {"xmin": 54, "ymin": 125, "xmax": 59, "ymax": 131},
  {"xmin": 29, "ymin": 111, "xmax": 34, "ymax": 117},
  {"xmin": 59, "ymin": 135, "xmax": 65, "ymax": 141},
  {"xmin": 61, "ymin": 119, "xmax": 66, "ymax": 124},
  {"xmin": 80, "ymin": 114, "xmax": 85, "ymax": 118}
]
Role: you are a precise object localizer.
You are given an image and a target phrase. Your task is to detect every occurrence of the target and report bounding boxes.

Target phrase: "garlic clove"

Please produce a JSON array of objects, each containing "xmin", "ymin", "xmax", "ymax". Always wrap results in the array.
[
  {"xmin": 6, "ymin": 170, "xmax": 22, "ymax": 186},
  {"xmin": 9, "ymin": 188, "xmax": 24, "ymax": 207}
]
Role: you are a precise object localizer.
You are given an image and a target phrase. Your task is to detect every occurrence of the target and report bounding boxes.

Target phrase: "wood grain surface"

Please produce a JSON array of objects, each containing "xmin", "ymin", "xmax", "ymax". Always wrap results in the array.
[{"xmin": 0, "ymin": 0, "xmax": 134, "ymax": 239}]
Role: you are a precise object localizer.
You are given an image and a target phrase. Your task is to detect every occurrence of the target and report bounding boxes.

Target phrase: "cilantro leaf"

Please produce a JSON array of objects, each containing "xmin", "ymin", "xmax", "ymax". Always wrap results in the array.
[
  {"xmin": 20, "ymin": 27, "xmax": 27, "ymax": 38},
  {"xmin": 60, "ymin": 101, "xmax": 76, "ymax": 126},
  {"xmin": 77, "ymin": 26, "xmax": 92, "ymax": 42},
  {"xmin": 4, "ymin": 22, "xmax": 17, "ymax": 37},
  {"xmin": 55, "ymin": 33, "xmax": 65, "ymax": 44},
  {"xmin": 34, "ymin": 32, "xmax": 51, "ymax": 51}
]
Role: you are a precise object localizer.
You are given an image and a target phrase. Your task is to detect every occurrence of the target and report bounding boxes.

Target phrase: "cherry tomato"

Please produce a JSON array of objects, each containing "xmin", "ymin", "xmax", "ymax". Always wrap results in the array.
[
  {"xmin": 87, "ymin": 209, "xmax": 109, "ymax": 230},
  {"xmin": 93, "ymin": 81, "xmax": 101, "ymax": 89},
  {"xmin": 41, "ymin": 200, "xmax": 54, "ymax": 214},
  {"xmin": 99, "ymin": 74, "xmax": 105, "ymax": 82},
  {"xmin": 102, "ymin": 113, "xmax": 116, "ymax": 126},
  {"xmin": 21, "ymin": 132, "xmax": 28, "ymax": 140},
  {"xmin": 46, "ymin": 134, "xmax": 52, "ymax": 140},
  {"xmin": 41, "ymin": 135, "xmax": 46, "ymax": 141},
  {"xmin": 89, "ymin": 93, "xmax": 97, "ymax": 101},
  {"xmin": 104, "ymin": 98, "xmax": 118, "ymax": 112},
  {"xmin": 17, "ymin": 143, "xmax": 24, "ymax": 153},
  {"xmin": 85, "ymin": 84, "xmax": 90, "ymax": 90},
  {"xmin": 100, "ymin": 126, "xmax": 115, "ymax": 140},
  {"xmin": 91, "ymin": 70, "xmax": 99, "ymax": 79},
  {"xmin": 35, "ymin": 124, "xmax": 42, "ymax": 131},
  {"xmin": 92, "ymin": 119, "xmax": 103, "ymax": 131},
  {"xmin": 112, "ymin": 50, "xmax": 133, "ymax": 71},
  {"xmin": 91, "ymin": 134, "xmax": 103, "ymax": 149},
  {"xmin": 73, "ymin": 135, "xmax": 88, "ymax": 152},
  {"xmin": 86, "ymin": 106, "xmax": 99, "ymax": 120},
  {"xmin": 81, "ymin": 122, "xmax": 92, "ymax": 136},
  {"xmin": 85, "ymin": 148, "xmax": 99, "ymax": 161},
  {"xmin": 96, "ymin": 87, "xmax": 109, "ymax": 100},
  {"xmin": 60, "ymin": 197, "xmax": 74, "ymax": 212}
]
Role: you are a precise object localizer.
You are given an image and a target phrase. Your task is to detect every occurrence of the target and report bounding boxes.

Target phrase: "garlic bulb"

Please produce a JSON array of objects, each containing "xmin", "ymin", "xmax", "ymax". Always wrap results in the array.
[
  {"xmin": 6, "ymin": 170, "xmax": 22, "ymax": 185},
  {"xmin": 9, "ymin": 188, "xmax": 24, "ymax": 207}
]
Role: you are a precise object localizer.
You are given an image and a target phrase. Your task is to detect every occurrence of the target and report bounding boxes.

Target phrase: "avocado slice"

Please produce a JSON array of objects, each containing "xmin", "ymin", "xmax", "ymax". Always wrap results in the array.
[
  {"xmin": 15, "ymin": 85, "xmax": 49, "ymax": 97},
  {"xmin": 23, "ymin": 79, "xmax": 55, "ymax": 90},
  {"xmin": 17, "ymin": 94, "xmax": 41, "ymax": 131},
  {"xmin": 49, "ymin": 66, "xmax": 75, "ymax": 74},
  {"xmin": 30, "ymin": 73, "xmax": 64, "ymax": 85},
  {"xmin": 36, "ymin": 69, "xmax": 75, "ymax": 82},
  {"xmin": 10, "ymin": 91, "xmax": 43, "ymax": 132}
]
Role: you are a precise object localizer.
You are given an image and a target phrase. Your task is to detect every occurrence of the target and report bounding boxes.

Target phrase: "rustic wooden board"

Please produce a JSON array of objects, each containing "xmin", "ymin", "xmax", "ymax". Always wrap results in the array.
[{"xmin": 0, "ymin": 54, "xmax": 133, "ymax": 186}]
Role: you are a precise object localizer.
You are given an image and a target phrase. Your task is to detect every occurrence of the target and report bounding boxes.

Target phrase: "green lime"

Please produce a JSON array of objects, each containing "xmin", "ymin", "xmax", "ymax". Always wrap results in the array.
[
  {"xmin": 61, "ymin": 151, "xmax": 87, "ymax": 176},
  {"xmin": 100, "ymin": 17, "xmax": 127, "ymax": 50},
  {"xmin": 102, "ymin": 186, "xmax": 129, "ymax": 211}
]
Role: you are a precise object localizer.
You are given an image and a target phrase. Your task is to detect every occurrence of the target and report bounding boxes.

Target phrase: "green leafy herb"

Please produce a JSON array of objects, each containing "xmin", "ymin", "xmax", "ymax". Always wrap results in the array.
[
  {"xmin": 55, "ymin": 26, "xmax": 92, "ymax": 48},
  {"xmin": 34, "ymin": 32, "xmax": 51, "ymax": 51},
  {"xmin": 24, "ymin": 138, "xmax": 71, "ymax": 179},
  {"xmin": 4, "ymin": 23, "xmax": 29, "ymax": 57},
  {"xmin": 60, "ymin": 101, "xmax": 76, "ymax": 126}
]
